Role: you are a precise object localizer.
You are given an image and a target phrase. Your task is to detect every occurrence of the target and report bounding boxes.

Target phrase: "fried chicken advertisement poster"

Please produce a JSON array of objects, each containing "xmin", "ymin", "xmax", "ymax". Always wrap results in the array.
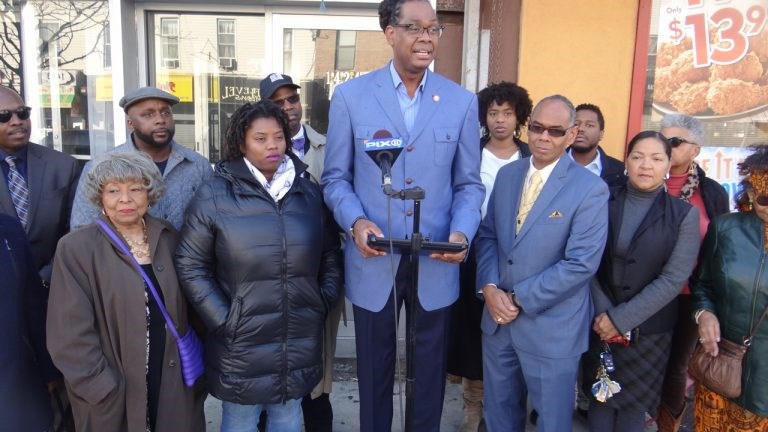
[{"xmin": 654, "ymin": 0, "xmax": 768, "ymax": 119}]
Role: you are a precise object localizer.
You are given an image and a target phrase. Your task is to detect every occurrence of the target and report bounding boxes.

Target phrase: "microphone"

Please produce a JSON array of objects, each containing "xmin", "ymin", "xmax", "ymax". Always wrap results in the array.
[{"xmin": 364, "ymin": 129, "xmax": 404, "ymax": 193}]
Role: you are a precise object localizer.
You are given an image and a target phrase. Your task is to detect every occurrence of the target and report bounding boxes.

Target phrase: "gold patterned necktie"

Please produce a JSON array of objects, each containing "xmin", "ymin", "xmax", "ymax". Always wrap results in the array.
[
  {"xmin": 5, "ymin": 155, "xmax": 30, "ymax": 228},
  {"xmin": 516, "ymin": 170, "xmax": 542, "ymax": 234}
]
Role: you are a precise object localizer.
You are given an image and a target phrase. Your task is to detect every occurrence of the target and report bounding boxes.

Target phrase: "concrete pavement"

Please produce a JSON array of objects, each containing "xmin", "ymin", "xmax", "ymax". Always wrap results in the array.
[{"xmin": 201, "ymin": 359, "xmax": 596, "ymax": 431}]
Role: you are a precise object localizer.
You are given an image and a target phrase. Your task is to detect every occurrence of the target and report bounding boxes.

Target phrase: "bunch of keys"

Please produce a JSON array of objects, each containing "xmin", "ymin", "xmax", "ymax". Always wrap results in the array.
[{"xmin": 591, "ymin": 342, "xmax": 621, "ymax": 402}]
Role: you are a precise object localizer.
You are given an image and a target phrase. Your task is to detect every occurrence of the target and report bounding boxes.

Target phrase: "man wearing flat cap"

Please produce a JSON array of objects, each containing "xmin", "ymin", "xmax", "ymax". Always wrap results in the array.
[
  {"xmin": 71, "ymin": 86, "xmax": 211, "ymax": 229},
  {"xmin": 260, "ymin": 73, "xmax": 326, "ymax": 184}
]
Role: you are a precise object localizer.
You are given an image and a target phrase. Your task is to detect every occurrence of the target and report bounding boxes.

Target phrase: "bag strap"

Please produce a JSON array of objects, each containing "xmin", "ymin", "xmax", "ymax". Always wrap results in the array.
[
  {"xmin": 97, "ymin": 219, "xmax": 182, "ymax": 340},
  {"xmin": 746, "ymin": 304, "xmax": 768, "ymax": 346}
]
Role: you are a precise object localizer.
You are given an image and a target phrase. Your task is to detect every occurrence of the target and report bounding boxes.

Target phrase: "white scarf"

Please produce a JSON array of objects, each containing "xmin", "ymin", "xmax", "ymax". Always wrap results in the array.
[{"xmin": 243, "ymin": 155, "xmax": 295, "ymax": 202}]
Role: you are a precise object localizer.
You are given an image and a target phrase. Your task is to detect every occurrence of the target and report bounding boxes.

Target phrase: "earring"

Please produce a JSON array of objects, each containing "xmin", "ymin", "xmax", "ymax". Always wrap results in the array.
[
  {"xmin": 101, "ymin": 209, "xmax": 106, "ymax": 216},
  {"xmin": 664, "ymin": 171, "xmax": 670, "ymax": 180},
  {"xmin": 623, "ymin": 168, "xmax": 628, "ymax": 176},
  {"xmin": 689, "ymin": 161, "xmax": 697, "ymax": 176}
]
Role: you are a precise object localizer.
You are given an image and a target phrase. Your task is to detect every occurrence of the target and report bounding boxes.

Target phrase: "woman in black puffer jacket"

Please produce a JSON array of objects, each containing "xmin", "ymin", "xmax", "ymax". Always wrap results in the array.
[{"xmin": 175, "ymin": 100, "xmax": 342, "ymax": 432}]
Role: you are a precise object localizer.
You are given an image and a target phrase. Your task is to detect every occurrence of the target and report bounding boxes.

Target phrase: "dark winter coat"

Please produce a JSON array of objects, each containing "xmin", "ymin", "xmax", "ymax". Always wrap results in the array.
[
  {"xmin": 0, "ymin": 213, "xmax": 54, "ymax": 432},
  {"xmin": 175, "ymin": 155, "xmax": 342, "ymax": 405},
  {"xmin": 47, "ymin": 215, "xmax": 206, "ymax": 432},
  {"xmin": 693, "ymin": 211, "xmax": 768, "ymax": 417}
]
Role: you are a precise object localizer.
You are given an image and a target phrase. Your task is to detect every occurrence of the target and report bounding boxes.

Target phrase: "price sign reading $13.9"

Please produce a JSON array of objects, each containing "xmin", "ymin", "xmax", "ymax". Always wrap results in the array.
[{"xmin": 667, "ymin": 0, "xmax": 766, "ymax": 67}]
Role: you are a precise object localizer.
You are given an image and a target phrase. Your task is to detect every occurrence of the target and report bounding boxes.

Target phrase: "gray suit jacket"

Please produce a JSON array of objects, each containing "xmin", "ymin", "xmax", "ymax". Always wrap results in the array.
[
  {"xmin": 476, "ymin": 156, "xmax": 609, "ymax": 358},
  {"xmin": 0, "ymin": 143, "xmax": 80, "ymax": 281}
]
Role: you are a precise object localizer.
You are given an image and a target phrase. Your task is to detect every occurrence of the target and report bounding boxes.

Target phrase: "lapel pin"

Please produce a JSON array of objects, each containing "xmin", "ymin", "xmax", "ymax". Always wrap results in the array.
[
  {"xmin": 432, "ymin": 94, "xmax": 440, "ymax": 103},
  {"xmin": 549, "ymin": 210, "xmax": 563, "ymax": 218}
]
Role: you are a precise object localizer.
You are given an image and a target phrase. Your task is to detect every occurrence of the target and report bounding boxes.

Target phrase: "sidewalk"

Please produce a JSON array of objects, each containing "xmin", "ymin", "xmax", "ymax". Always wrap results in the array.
[{"xmin": 202, "ymin": 358, "xmax": 597, "ymax": 431}]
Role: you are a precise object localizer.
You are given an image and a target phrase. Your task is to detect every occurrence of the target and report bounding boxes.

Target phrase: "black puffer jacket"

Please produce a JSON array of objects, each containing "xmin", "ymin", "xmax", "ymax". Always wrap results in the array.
[{"xmin": 175, "ymin": 156, "xmax": 342, "ymax": 405}]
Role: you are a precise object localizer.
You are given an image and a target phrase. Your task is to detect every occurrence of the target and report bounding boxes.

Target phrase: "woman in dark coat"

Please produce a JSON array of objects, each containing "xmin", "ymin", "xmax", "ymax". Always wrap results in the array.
[
  {"xmin": 692, "ymin": 145, "xmax": 768, "ymax": 431},
  {"xmin": 175, "ymin": 100, "xmax": 342, "ymax": 432},
  {"xmin": 582, "ymin": 131, "xmax": 700, "ymax": 432},
  {"xmin": 0, "ymin": 213, "xmax": 55, "ymax": 432},
  {"xmin": 47, "ymin": 152, "xmax": 205, "ymax": 432},
  {"xmin": 447, "ymin": 81, "xmax": 532, "ymax": 431},
  {"xmin": 657, "ymin": 114, "xmax": 729, "ymax": 431}
]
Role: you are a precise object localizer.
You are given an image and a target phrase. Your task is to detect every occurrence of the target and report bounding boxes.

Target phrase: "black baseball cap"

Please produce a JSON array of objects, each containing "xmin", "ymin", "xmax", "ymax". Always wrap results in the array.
[{"xmin": 259, "ymin": 73, "xmax": 300, "ymax": 99}]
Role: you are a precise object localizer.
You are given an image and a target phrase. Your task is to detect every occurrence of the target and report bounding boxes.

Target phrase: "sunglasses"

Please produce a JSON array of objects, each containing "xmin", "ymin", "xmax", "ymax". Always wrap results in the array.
[
  {"xmin": 668, "ymin": 136, "xmax": 698, "ymax": 147},
  {"xmin": 271, "ymin": 94, "xmax": 300, "ymax": 106},
  {"xmin": 528, "ymin": 124, "xmax": 570, "ymax": 138},
  {"xmin": 0, "ymin": 106, "xmax": 31, "ymax": 123}
]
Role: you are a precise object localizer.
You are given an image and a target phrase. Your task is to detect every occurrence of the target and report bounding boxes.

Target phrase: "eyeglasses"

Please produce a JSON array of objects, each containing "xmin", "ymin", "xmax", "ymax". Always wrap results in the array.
[
  {"xmin": 528, "ymin": 124, "xmax": 570, "ymax": 138},
  {"xmin": 390, "ymin": 23, "xmax": 445, "ymax": 38},
  {"xmin": 0, "ymin": 106, "xmax": 32, "ymax": 123},
  {"xmin": 271, "ymin": 94, "xmax": 301, "ymax": 106},
  {"xmin": 668, "ymin": 136, "xmax": 698, "ymax": 147}
]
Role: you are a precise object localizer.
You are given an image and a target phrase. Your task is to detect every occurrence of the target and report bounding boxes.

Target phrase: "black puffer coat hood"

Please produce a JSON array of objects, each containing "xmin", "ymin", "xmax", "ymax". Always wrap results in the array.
[{"xmin": 175, "ymin": 155, "xmax": 342, "ymax": 404}]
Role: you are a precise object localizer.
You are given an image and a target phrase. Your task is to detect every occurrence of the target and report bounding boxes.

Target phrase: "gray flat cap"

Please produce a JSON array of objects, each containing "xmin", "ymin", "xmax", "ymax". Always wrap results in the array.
[{"xmin": 119, "ymin": 87, "xmax": 180, "ymax": 111}]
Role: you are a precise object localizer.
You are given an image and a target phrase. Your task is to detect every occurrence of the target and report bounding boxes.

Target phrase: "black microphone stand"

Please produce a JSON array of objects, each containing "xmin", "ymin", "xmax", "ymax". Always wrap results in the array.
[{"xmin": 374, "ymin": 184, "xmax": 464, "ymax": 432}]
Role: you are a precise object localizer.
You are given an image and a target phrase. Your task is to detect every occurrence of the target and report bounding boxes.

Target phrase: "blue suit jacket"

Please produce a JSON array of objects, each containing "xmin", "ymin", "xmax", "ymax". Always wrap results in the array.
[
  {"xmin": 476, "ymin": 156, "xmax": 609, "ymax": 358},
  {"xmin": 322, "ymin": 65, "xmax": 484, "ymax": 312}
]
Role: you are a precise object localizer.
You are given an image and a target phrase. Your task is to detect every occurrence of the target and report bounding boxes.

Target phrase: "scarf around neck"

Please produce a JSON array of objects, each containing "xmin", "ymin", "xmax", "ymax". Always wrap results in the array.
[{"xmin": 243, "ymin": 155, "xmax": 295, "ymax": 202}]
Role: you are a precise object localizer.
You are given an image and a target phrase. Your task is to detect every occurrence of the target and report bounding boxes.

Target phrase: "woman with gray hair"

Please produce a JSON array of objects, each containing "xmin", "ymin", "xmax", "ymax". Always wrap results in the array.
[
  {"xmin": 657, "ymin": 114, "xmax": 729, "ymax": 431},
  {"xmin": 46, "ymin": 152, "xmax": 205, "ymax": 432}
]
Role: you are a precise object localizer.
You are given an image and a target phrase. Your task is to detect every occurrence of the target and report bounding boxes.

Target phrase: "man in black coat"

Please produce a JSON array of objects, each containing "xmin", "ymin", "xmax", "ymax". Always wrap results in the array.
[
  {"xmin": 0, "ymin": 213, "xmax": 57, "ymax": 431},
  {"xmin": 570, "ymin": 103, "xmax": 626, "ymax": 187},
  {"xmin": 0, "ymin": 85, "xmax": 79, "ymax": 431}
]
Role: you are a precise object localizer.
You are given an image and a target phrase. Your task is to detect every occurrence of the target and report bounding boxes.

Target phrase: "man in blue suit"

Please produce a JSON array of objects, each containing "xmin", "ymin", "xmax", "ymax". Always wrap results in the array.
[
  {"xmin": 321, "ymin": 0, "xmax": 484, "ymax": 430},
  {"xmin": 476, "ymin": 95, "xmax": 609, "ymax": 432}
]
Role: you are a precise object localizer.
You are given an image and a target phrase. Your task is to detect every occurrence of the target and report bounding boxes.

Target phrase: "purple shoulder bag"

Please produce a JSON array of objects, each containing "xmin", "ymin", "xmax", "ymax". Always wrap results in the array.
[{"xmin": 97, "ymin": 219, "xmax": 204, "ymax": 387}]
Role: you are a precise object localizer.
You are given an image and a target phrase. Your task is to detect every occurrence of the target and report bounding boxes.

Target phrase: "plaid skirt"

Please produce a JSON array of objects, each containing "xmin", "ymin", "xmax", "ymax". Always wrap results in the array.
[
  {"xmin": 694, "ymin": 384, "xmax": 768, "ymax": 431},
  {"xmin": 582, "ymin": 331, "xmax": 673, "ymax": 414}
]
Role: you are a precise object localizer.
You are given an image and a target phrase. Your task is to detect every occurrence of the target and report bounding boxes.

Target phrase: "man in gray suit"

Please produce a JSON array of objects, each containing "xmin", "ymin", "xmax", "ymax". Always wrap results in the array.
[
  {"xmin": 0, "ymin": 85, "xmax": 80, "ymax": 431},
  {"xmin": 476, "ymin": 95, "xmax": 609, "ymax": 432},
  {"xmin": 0, "ymin": 85, "xmax": 80, "ymax": 286}
]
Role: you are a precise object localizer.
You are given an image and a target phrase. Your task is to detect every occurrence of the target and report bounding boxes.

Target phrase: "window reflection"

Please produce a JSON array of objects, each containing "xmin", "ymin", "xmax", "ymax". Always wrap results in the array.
[
  {"xmin": 148, "ymin": 12, "xmax": 267, "ymax": 163},
  {"xmin": 0, "ymin": 0, "xmax": 113, "ymax": 161},
  {"xmin": 282, "ymin": 28, "xmax": 390, "ymax": 134}
]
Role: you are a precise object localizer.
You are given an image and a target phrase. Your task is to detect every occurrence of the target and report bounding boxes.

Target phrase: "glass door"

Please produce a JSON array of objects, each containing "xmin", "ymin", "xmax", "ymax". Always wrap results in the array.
[
  {"xmin": 272, "ymin": 14, "xmax": 389, "ymax": 134},
  {"xmin": 146, "ymin": 11, "xmax": 266, "ymax": 163}
]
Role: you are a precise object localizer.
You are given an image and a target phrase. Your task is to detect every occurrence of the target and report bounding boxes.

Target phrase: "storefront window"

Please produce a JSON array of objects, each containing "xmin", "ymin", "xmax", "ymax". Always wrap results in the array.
[
  {"xmin": 148, "ymin": 12, "xmax": 266, "ymax": 163},
  {"xmin": 0, "ymin": 0, "xmax": 112, "ymax": 161},
  {"xmin": 280, "ymin": 27, "xmax": 390, "ymax": 134},
  {"xmin": 639, "ymin": 0, "xmax": 768, "ymax": 203}
]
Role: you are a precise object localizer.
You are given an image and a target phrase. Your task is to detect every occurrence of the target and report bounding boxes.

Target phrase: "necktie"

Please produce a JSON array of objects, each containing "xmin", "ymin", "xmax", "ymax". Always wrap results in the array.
[
  {"xmin": 293, "ymin": 136, "xmax": 306, "ymax": 158},
  {"xmin": 5, "ymin": 156, "xmax": 30, "ymax": 228},
  {"xmin": 293, "ymin": 136, "xmax": 306, "ymax": 151},
  {"xmin": 516, "ymin": 171, "xmax": 542, "ymax": 234}
]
